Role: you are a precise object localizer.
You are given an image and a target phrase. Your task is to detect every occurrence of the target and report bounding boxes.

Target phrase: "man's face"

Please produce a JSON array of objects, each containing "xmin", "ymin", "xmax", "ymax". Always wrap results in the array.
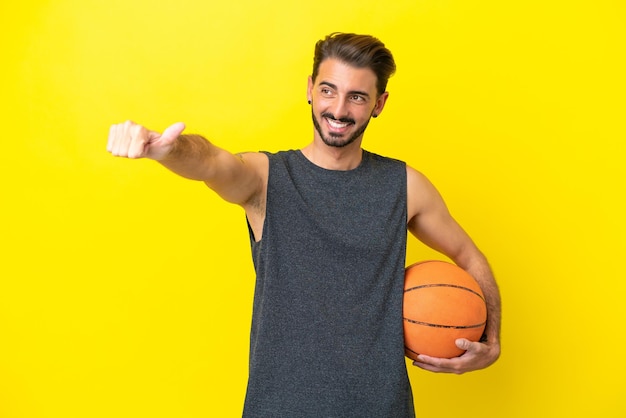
[{"xmin": 308, "ymin": 58, "xmax": 388, "ymax": 148}]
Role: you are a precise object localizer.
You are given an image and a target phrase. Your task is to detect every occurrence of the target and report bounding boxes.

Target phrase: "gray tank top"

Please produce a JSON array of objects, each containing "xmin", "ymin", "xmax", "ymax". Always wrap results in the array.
[{"xmin": 243, "ymin": 150, "xmax": 414, "ymax": 417}]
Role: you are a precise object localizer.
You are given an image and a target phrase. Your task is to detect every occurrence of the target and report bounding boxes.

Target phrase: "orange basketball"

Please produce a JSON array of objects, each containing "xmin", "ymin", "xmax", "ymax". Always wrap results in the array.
[{"xmin": 403, "ymin": 260, "xmax": 487, "ymax": 359}]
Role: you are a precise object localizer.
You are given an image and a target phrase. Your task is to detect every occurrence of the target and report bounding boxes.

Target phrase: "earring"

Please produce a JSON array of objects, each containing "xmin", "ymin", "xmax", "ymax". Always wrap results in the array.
[
  {"xmin": 372, "ymin": 114, "xmax": 378, "ymax": 118},
  {"xmin": 308, "ymin": 100, "xmax": 311, "ymax": 105}
]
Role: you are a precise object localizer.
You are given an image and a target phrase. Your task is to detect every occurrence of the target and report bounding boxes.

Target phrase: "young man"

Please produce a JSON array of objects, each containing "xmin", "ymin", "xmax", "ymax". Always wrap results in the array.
[{"xmin": 108, "ymin": 33, "xmax": 501, "ymax": 417}]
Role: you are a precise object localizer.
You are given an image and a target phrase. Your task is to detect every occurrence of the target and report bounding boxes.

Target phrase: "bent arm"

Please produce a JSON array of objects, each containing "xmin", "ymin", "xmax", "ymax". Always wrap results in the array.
[{"xmin": 406, "ymin": 166, "xmax": 501, "ymax": 373}]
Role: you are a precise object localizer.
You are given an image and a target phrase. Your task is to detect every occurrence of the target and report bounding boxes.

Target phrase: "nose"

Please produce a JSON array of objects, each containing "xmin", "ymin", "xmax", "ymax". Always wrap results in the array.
[{"xmin": 328, "ymin": 96, "xmax": 350, "ymax": 120}]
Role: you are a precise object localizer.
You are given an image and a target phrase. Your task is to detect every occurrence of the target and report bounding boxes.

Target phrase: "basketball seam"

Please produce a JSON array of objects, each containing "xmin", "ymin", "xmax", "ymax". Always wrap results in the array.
[
  {"xmin": 403, "ymin": 318, "xmax": 486, "ymax": 329},
  {"xmin": 405, "ymin": 346, "xmax": 419, "ymax": 356},
  {"xmin": 404, "ymin": 283, "xmax": 485, "ymax": 301}
]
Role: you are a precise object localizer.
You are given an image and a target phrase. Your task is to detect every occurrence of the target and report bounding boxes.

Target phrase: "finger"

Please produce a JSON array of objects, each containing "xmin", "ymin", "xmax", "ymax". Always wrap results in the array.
[
  {"xmin": 107, "ymin": 124, "xmax": 117, "ymax": 153},
  {"xmin": 111, "ymin": 121, "xmax": 133, "ymax": 157},
  {"xmin": 120, "ymin": 120, "xmax": 136, "ymax": 157},
  {"xmin": 412, "ymin": 355, "xmax": 451, "ymax": 373},
  {"xmin": 414, "ymin": 354, "xmax": 442, "ymax": 367},
  {"xmin": 412, "ymin": 360, "xmax": 445, "ymax": 373},
  {"xmin": 143, "ymin": 122, "xmax": 186, "ymax": 160},
  {"xmin": 413, "ymin": 356, "xmax": 464, "ymax": 375},
  {"xmin": 159, "ymin": 122, "xmax": 186, "ymax": 145},
  {"xmin": 456, "ymin": 338, "xmax": 483, "ymax": 355},
  {"xmin": 456, "ymin": 338, "xmax": 472, "ymax": 351},
  {"xmin": 109, "ymin": 123, "xmax": 127, "ymax": 156},
  {"xmin": 110, "ymin": 122, "xmax": 127, "ymax": 157},
  {"xmin": 128, "ymin": 124, "xmax": 149, "ymax": 159}
]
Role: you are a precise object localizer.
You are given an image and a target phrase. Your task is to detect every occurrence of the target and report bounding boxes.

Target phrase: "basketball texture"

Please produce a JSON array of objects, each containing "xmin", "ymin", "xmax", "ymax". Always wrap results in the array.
[{"xmin": 403, "ymin": 260, "xmax": 487, "ymax": 359}]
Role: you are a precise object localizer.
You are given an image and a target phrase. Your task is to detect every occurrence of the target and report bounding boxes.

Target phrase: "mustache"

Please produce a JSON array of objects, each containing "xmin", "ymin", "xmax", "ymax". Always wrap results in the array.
[{"xmin": 321, "ymin": 112, "xmax": 355, "ymax": 125}]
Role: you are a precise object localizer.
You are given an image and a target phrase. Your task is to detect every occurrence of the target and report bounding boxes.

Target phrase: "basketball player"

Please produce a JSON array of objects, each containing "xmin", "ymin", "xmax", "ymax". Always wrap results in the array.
[{"xmin": 107, "ymin": 33, "xmax": 501, "ymax": 417}]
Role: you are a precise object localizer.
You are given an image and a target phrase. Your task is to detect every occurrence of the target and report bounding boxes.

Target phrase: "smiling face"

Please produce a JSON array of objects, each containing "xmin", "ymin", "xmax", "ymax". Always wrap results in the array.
[{"xmin": 308, "ymin": 58, "xmax": 388, "ymax": 148}]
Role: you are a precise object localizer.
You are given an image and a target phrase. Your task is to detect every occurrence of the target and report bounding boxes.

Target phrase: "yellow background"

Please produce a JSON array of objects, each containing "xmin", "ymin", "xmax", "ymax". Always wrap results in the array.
[{"xmin": 1, "ymin": 1, "xmax": 624, "ymax": 417}]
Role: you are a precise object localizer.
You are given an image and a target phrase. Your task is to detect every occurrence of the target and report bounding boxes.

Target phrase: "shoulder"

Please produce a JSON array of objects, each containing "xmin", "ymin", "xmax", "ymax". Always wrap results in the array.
[
  {"xmin": 250, "ymin": 150, "xmax": 301, "ymax": 167},
  {"xmin": 406, "ymin": 164, "xmax": 431, "ymax": 188},
  {"xmin": 362, "ymin": 151, "xmax": 407, "ymax": 180},
  {"xmin": 406, "ymin": 164, "xmax": 446, "ymax": 221},
  {"xmin": 364, "ymin": 150, "xmax": 405, "ymax": 166},
  {"xmin": 238, "ymin": 151, "xmax": 269, "ymax": 174}
]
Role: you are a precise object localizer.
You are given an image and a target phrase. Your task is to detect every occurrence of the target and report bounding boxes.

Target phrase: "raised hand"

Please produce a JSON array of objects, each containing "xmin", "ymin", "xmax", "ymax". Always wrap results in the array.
[{"xmin": 107, "ymin": 120, "xmax": 186, "ymax": 161}]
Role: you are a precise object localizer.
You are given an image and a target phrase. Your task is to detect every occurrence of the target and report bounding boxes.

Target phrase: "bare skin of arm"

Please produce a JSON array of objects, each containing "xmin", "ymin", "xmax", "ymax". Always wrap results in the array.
[
  {"xmin": 107, "ymin": 121, "xmax": 267, "ymax": 238},
  {"xmin": 406, "ymin": 165, "xmax": 501, "ymax": 374}
]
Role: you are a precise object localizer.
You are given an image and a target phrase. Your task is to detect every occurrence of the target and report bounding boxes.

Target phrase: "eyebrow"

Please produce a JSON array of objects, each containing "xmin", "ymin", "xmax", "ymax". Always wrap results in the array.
[{"xmin": 319, "ymin": 81, "xmax": 371, "ymax": 98}]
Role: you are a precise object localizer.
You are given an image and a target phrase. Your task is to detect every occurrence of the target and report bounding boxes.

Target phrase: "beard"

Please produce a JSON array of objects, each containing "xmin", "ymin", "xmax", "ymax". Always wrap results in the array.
[{"xmin": 311, "ymin": 110, "xmax": 371, "ymax": 148}]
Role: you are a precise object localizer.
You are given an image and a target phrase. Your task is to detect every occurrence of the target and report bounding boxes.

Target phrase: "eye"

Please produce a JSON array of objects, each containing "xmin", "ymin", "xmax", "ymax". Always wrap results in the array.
[
  {"xmin": 350, "ymin": 95, "xmax": 366, "ymax": 103},
  {"xmin": 320, "ymin": 87, "xmax": 334, "ymax": 96}
]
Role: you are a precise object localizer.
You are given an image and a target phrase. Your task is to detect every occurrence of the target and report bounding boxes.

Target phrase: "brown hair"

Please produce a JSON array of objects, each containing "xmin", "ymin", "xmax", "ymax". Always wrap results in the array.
[{"xmin": 311, "ymin": 32, "xmax": 396, "ymax": 96}]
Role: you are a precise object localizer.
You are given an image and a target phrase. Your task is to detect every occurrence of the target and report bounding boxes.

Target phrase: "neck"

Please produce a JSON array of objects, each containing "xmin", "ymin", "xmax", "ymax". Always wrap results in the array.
[{"xmin": 301, "ymin": 140, "xmax": 363, "ymax": 171}]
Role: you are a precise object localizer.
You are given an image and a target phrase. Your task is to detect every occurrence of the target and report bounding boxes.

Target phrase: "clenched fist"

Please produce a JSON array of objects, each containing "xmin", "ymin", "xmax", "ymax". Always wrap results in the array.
[{"xmin": 107, "ymin": 121, "xmax": 186, "ymax": 161}]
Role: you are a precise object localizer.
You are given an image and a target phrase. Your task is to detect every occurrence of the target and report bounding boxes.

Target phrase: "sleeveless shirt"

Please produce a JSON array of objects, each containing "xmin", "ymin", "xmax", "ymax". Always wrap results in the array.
[{"xmin": 243, "ymin": 150, "xmax": 414, "ymax": 417}]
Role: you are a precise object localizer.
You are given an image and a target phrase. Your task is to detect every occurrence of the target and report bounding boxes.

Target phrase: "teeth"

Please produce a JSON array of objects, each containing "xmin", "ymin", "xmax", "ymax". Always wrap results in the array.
[{"xmin": 327, "ymin": 118, "xmax": 349, "ymax": 129}]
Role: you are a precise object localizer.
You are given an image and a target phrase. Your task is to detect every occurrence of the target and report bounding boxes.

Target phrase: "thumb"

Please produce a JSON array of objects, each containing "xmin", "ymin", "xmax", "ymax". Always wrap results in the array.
[
  {"xmin": 159, "ymin": 122, "xmax": 186, "ymax": 145},
  {"xmin": 455, "ymin": 338, "xmax": 473, "ymax": 351}
]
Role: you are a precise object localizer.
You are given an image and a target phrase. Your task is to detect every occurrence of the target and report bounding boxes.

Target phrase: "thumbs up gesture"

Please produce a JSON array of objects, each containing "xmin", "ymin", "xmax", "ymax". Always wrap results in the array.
[{"xmin": 107, "ymin": 120, "xmax": 186, "ymax": 161}]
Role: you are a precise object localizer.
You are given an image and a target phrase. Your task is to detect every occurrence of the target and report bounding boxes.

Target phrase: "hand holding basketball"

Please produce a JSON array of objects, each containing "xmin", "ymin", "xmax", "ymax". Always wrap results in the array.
[
  {"xmin": 411, "ymin": 337, "xmax": 500, "ymax": 374},
  {"xmin": 403, "ymin": 260, "xmax": 500, "ymax": 374},
  {"xmin": 107, "ymin": 121, "xmax": 186, "ymax": 160},
  {"xmin": 403, "ymin": 260, "xmax": 487, "ymax": 359}
]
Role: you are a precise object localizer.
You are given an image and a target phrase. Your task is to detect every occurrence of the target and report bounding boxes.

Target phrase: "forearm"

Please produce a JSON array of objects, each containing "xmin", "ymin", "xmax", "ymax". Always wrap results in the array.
[
  {"xmin": 158, "ymin": 134, "xmax": 218, "ymax": 181},
  {"xmin": 463, "ymin": 252, "xmax": 501, "ymax": 345},
  {"xmin": 158, "ymin": 134, "xmax": 265, "ymax": 206}
]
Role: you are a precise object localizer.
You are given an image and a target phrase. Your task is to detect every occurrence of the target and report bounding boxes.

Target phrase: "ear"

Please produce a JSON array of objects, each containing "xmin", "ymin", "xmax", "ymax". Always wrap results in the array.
[
  {"xmin": 307, "ymin": 76, "xmax": 314, "ymax": 103},
  {"xmin": 373, "ymin": 91, "xmax": 389, "ymax": 118}
]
